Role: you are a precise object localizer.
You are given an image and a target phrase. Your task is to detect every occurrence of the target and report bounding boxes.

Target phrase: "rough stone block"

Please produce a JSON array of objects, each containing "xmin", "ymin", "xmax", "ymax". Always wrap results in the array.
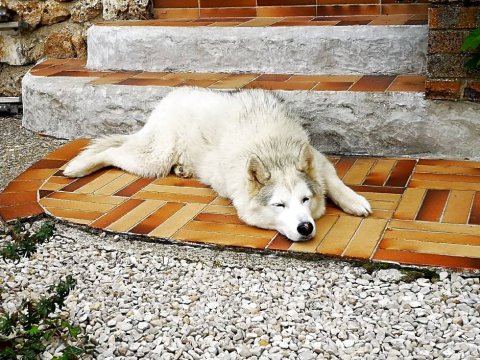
[
  {"xmin": 102, "ymin": 0, "xmax": 152, "ymax": 21},
  {"xmin": 428, "ymin": 30, "xmax": 470, "ymax": 54},
  {"xmin": 71, "ymin": 0, "xmax": 103, "ymax": 23},
  {"xmin": 425, "ymin": 79, "xmax": 462, "ymax": 100},
  {"xmin": 8, "ymin": 0, "xmax": 43, "ymax": 29},
  {"xmin": 40, "ymin": 1, "xmax": 71, "ymax": 26},
  {"xmin": 427, "ymin": 53, "xmax": 468, "ymax": 77},
  {"xmin": 429, "ymin": 6, "xmax": 480, "ymax": 29},
  {"xmin": 0, "ymin": 64, "xmax": 31, "ymax": 96}
]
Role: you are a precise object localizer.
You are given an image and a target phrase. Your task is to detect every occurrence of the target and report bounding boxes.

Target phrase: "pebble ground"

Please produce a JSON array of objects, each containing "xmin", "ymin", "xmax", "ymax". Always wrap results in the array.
[{"xmin": 1, "ymin": 115, "xmax": 479, "ymax": 359}]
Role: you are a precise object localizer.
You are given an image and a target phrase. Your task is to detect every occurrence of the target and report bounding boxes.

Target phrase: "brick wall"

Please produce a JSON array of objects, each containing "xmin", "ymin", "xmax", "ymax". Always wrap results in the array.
[{"xmin": 427, "ymin": 0, "xmax": 480, "ymax": 101}]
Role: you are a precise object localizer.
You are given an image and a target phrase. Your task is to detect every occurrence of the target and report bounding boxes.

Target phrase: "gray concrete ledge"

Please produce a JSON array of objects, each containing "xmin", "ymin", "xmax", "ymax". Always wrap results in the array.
[
  {"xmin": 86, "ymin": 25, "xmax": 427, "ymax": 75},
  {"xmin": 22, "ymin": 73, "xmax": 480, "ymax": 160}
]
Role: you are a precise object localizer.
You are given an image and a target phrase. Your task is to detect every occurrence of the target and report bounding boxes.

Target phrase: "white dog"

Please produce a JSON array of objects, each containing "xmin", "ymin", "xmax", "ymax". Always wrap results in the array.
[{"xmin": 64, "ymin": 88, "xmax": 371, "ymax": 241}]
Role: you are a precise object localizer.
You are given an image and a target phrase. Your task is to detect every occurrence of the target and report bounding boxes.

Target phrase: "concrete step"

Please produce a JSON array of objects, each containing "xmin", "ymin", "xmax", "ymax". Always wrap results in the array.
[
  {"xmin": 86, "ymin": 18, "xmax": 427, "ymax": 75},
  {"xmin": 22, "ymin": 60, "xmax": 480, "ymax": 160}
]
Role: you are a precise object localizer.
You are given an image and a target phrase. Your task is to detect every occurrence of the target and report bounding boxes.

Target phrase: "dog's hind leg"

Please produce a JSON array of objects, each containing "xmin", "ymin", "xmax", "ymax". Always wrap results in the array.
[{"xmin": 314, "ymin": 151, "xmax": 372, "ymax": 217}]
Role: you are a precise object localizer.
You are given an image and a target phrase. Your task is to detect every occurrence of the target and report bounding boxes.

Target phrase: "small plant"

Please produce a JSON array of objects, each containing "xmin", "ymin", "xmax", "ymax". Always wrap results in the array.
[
  {"xmin": 0, "ymin": 220, "xmax": 95, "ymax": 359},
  {"xmin": 461, "ymin": 27, "xmax": 480, "ymax": 70},
  {"xmin": 1, "ymin": 220, "xmax": 55, "ymax": 263}
]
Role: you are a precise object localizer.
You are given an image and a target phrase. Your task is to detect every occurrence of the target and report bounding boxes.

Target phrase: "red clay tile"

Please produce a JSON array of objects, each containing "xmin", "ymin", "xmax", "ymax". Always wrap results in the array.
[
  {"xmin": 3, "ymin": 180, "xmax": 44, "ymax": 193},
  {"xmin": 267, "ymin": 234, "xmax": 293, "ymax": 251},
  {"xmin": 61, "ymin": 169, "xmax": 112, "ymax": 192},
  {"xmin": 385, "ymin": 160, "xmax": 416, "ymax": 187},
  {"xmin": 200, "ymin": 0, "xmax": 256, "ymax": 7},
  {"xmin": 381, "ymin": 4, "xmax": 428, "ymax": 15},
  {"xmin": 0, "ymin": 191, "xmax": 37, "ymax": 206},
  {"xmin": 194, "ymin": 213, "xmax": 244, "ymax": 225},
  {"xmin": 154, "ymin": 0, "xmax": 198, "ymax": 7},
  {"xmin": 200, "ymin": 8, "xmax": 257, "ymax": 18},
  {"xmin": 334, "ymin": 158, "xmax": 356, "ymax": 178},
  {"xmin": 130, "ymin": 202, "xmax": 185, "ymax": 234},
  {"xmin": 154, "ymin": 8, "xmax": 200, "ymax": 19},
  {"xmin": 244, "ymin": 80, "xmax": 316, "ymax": 90},
  {"xmin": 45, "ymin": 139, "xmax": 91, "ymax": 161},
  {"xmin": 387, "ymin": 75, "xmax": 426, "ymax": 92},
  {"xmin": 317, "ymin": 5, "xmax": 380, "ymax": 16},
  {"xmin": 114, "ymin": 178, "xmax": 155, "ymax": 197},
  {"xmin": 39, "ymin": 190, "xmax": 54, "ymax": 199},
  {"xmin": 0, "ymin": 203, "xmax": 44, "ymax": 222},
  {"xmin": 257, "ymin": 0, "xmax": 316, "ymax": 5},
  {"xmin": 350, "ymin": 185, "xmax": 405, "ymax": 194},
  {"xmin": 350, "ymin": 75, "xmax": 396, "ymax": 92},
  {"xmin": 90, "ymin": 199, "xmax": 144, "ymax": 229},
  {"xmin": 313, "ymin": 82, "xmax": 353, "ymax": 91},
  {"xmin": 469, "ymin": 192, "xmax": 480, "ymax": 225},
  {"xmin": 28, "ymin": 159, "xmax": 67, "ymax": 170},
  {"xmin": 415, "ymin": 189, "xmax": 449, "ymax": 222},
  {"xmin": 257, "ymin": 6, "xmax": 316, "ymax": 17},
  {"xmin": 336, "ymin": 20, "xmax": 372, "ymax": 25},
  {"xmin": 256, "ymin": 74, "xmax": 292, "ymax": 82},
  {"xmin": 373, "ymin": 248, "xmax": 480, "ymax": 270}
]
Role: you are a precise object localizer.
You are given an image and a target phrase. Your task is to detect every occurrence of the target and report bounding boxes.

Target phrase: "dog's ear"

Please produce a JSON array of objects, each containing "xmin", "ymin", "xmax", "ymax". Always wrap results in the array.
[
  {"xmin": 297, "ymin": 144, "xmax": 315, "ymax": 177},
  {"xmin": 247, "ymin": 154, "xmax": 271, "ymax": 187}
]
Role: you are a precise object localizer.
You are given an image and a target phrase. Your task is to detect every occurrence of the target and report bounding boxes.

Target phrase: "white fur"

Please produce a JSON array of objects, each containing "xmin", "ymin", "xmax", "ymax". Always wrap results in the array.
[{"xmin": 64, "ymin": 88, "xmax": 371, "ymax": 241}]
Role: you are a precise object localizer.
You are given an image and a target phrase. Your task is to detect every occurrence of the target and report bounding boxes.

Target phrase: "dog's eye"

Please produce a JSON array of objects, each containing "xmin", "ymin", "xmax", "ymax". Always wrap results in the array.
[
  {"xmin": 302, "ymin": 197, "xmax": 310, "ymax": 203},
  {"xmin": 273, "ymin": 203, "xmax": 285, "ymax": 208}
]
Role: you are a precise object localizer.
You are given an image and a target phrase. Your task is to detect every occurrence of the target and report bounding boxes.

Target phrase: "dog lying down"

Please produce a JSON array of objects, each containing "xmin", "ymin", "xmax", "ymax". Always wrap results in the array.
[{"xmin": 64, "ymin": 88, "xmax": 371, "ymax": 241}]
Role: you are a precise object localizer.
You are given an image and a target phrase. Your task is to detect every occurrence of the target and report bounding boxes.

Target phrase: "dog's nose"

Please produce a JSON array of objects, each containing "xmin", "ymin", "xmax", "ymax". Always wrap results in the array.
[{"xmin": 297, "ymin": 222, "xmax": 314, "ymax": 236}]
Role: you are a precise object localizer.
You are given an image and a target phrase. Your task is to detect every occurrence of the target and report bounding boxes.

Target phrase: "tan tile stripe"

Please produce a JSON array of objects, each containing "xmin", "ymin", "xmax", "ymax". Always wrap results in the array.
[
  {"xmin": 316, "ymin": 216, "xmax": 362, "ymax": 255},
  {"xmin": 150, "ymin": 203, "xmax": 206, "ymax": 238},
  {"xmin": 442, "ymin": 190, "xmax": 475, "ymax": 224},
  {"xmin": 39, "ymin": 198, "xmax": 117, "ymax": 213},
  {"xmin": 75, "ymin": 170, "xmax": 125, "ymax": 194},
  {"xmin": 389, "ymin": 220, "xmax": 480, "ymax": 236},
  {"xmin": 108, "ymin": 200, "xmax": 166, "ymax": 232},
  {"xmin": 393, "ymin": 188, "xmax": 426, "ymax": 220},
  {"xmin": 342, "ymin": 159, "xmax": 375, "ymax": 185},
  {"xmin": 94, "ymin": 173, "xmax": 140, "ymax": 195},
  {"xmin": 185, "ymin": 220, "xmax": 276, "ymax": 239},
  {"xmin": 380, "ymin": 238, "xmax": 480, "ymax": 259},
  {"xmin": 173, "ymin": 229, "xmax": 273, "ymax": 249},
  {"xmin": 45, "ymin": 191, "xmax": 125, "ymax": 205},
  {"xmin": 342, "ymin": 218, "xmax": 388, "ymax": 259}
]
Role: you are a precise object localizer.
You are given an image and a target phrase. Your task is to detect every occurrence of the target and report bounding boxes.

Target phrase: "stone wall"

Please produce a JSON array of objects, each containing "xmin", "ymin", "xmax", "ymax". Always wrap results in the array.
[
  {"xmin": 0, "ymin": 0, "xmax": 153, "ymax": 96},
  {"xmin": 426, "ymin": 0, "xmax": 480, "ymax": 101}
]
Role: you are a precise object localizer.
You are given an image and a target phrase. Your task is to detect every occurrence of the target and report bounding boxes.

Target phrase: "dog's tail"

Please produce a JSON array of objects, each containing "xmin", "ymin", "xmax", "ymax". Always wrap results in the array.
[{"xmin": 63, "ymin": 134, "xmax": 128, "ymax": 178}]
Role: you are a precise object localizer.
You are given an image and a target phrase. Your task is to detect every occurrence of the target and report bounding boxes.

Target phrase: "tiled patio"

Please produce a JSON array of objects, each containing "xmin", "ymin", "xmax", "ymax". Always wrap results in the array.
[{"xmin": 1, "ymin": 140, "xmax": 479, "ymax": 271}]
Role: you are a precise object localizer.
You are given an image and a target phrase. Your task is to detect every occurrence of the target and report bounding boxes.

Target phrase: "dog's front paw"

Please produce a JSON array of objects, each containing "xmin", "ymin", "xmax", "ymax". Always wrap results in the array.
[
  {"xmin": 338, "ymin": 192, "xmax": 372, "ymax": 217},
  {"xmin": 63, "ymin": 158, "xmax": 91, "ymax": 178}
]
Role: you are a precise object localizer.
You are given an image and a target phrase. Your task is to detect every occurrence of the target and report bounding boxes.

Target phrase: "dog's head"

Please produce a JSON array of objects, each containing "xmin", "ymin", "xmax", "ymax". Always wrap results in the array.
[{"xmin": 244, "ymin": 144, "xmax": 325, "ymax": 242}]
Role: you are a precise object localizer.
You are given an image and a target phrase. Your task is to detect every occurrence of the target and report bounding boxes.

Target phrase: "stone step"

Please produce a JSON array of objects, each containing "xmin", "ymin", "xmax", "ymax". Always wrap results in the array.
[
  {"xmin": 22, "ymin": 60, "xmax": 480, "ymax": 160},
  {"xmin": 86, "ymin": 16, "xmax": 428, "ymax": 75}
]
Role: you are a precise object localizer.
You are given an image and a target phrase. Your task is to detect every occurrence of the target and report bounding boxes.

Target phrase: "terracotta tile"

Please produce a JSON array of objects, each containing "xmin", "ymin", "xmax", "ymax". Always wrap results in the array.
[
  {"xmin": 360, "ymin": 192, "xmax": 401, "ymax": 202},
  {"xmin": 313, "ymin": 82, "xmax": 353, "ymax": 91},
  {"xmin": 89, "ymin": 72, "xmax": 137, "ymax": 85},
  {"xmin": 404, "ymin": 19, "xmax": 427, "ymax": 25},
  {"xmin": 203, "ymin": 204, "xmax": 237, "ymax": 215},
  {"xmin": 39, "ymin": 198, "xmax": 116, "ymax": 213},
  {"xmin": 0, "ymin": 203, "xmax": 44, "ymax": 222},
  {"xmin": 381, "ymin": 4, "xmax": 428, "ymax": 15},
  {"xmin": 91, "ymin": 199, "xmax": 144, "ymax": 229},
  {"xmin": 51, "ymin": 70, "xmax": 108, "ymax": 78},
  {"xmin": 130, "ymin": 202, "xmax": 185, "ymax": 234},
  {"xmin": 15, "ymin": 169, "xmax": 57, "ymax": 181},
  {"xmin": 380, "ymin": 238, "xmax": 480, "ymax": 259},
  {"xmin": 144, "ymin": 184, "xmax": 217, "ymax": 197},
  {"xmin": 415, "ymin": 164, "xmax": 480, "ymax": 176},
  {"xmin": 334, "ymin": 158, "xmax": 356, "ymax": 179},
  {"xmin": 153, "ymin": 176, "xmax": 211, "ymax": 188},
  {"xmin": 237, "ymin": 17, "xmax": 284, "ymax": 26},
  {"xmin": 134, "ymin": 190, "xmax": 216, "ymax": 204},
  {"xmin": 47, "ymin": 176, "xmax": 75, "ymax": 185},
  {"xmin": 288, "ymin": 216, "xmax": 338, "ymax": 253},
  {"xmin": 384, "ymin": 159, "xmax": 416, "ymax": 187},
  {"xmin": 442, "ymin": 190, "xmax": 475, "ymax": 224},
  {"xmin": 373, "ymin": 249, "xmax": 480, "ymax": 270},
  {"xmin": 267, "ymin": 234, "xmax": 293, "ymax": 251},
  {"xmin": 336, "ymin": 20, "xmax": 372, "ymax": 25},
  {"xmin": 257, "ymin": 0, "xmax": 316, "ymax": 5},
  {"xmin": 185, "ymin": 220, "xmax": 276, "ymax": 239},
  {"xmin": 271, "ymin": 20, "xmax": 339, "ymax": 26},
  {"xmin": 174, "ymin": 229, "xmax": 272, "ymax": 248},
  {"xmin": 28, "ymin": 159, "xmax": 66, "ymax": 170},
  {"xmin": 0, "ymin": 191, "xmax": 37, "ymax": 206},
  {"xmin": 363, "ymin": 159, "xmax": 397, "ymax": 186},
  {"xmin": 412, "ymin": 172, "xmax": 480, "ymax": 184},
  {"xmin": 415, "ymin": 189, "xmax": 449, "ymax": 222},
  {"xmin": 320, "ymin": 0, "xmax": 378, "ymax": 3},
  {"xmin": 389, "ymin": 219, "xmax": 480, "ymax": 236},
  {"xmin": 393, "ymin": 188, "xmax": 427, "ymax": 220},
  {"xmin": 195, "ymin": 212, "xmax": 244, "ymax": 225},
  {"xmin": 3, "ymin": 180, "xmax": 44, "ymax": 193},
  {"xmin": 200, "ymin": 8, "xmax": 256, "ymax": 18},
  {"xmin": 289, "ymin": 75, "xmax": 360, "ymax": 83},
  {"xmin": 313, "ymin": 15, "xmax": 377, "ymax": 21},
  {"xmin": 131, "ymin": 72, "xmax": 169, "ymax": 79},
  {"xmin": 200, "ymin": 0, "xmax": 256, "ymax": 7},
  {"xmin": 46, "ymin": 191, "xmax": 125, "ymax": 205},
  {"xmin": 418, "ymin": 159, "xmax": 480, "ymax": 169},
  {"xmin": 257, "ymin": 6, "xmax": 317, "ymax": 17},
  {"xmin": 368, "ymin": 14, "xmax": 412, "ymax": 25},
  {"xmin": 324, "ymin": 206, "xmax": 393, "ymax": 220},
  {"xmin": 75, "ymin": 170, "xmax": 125, "ymax": 194},
  {"xmin": 114, "ymin": 178, "xmax": 155, "ymax": 197},
  {"xmin": 94, "ymin": 173, "xmax": 140, "ymax": 196},
  {"xmin": 350, "ymin": 75, "xmax": 396, "ymax": 92},
  {"xmin": 316, "ymin": 5, "xmax": 381, "ymax": 16},
  {"xmin": 368, "ymin": 199, "xmax": 399, "ymax": 211},
  {"xmin": 382, "ymin": 229, "xmax": 480, "ymax": 246},
  {"xmin": 349, "ymin": 185, "xmax": 404, "ymax": 194},
  {"xmin": 154, "ymin": 0, "xmax": 198, "ymax": 7},
  {"xmin": 149, "ymin": 203, "xmax": 206, "ymax": 237},
  {"xmin": 387, "ymin": 75, "xmax": 425, "ymax": 92},
  {"xmin": 108, "ymin": 200, "xmax": 165, "ymax": 232},
  {"xmin": 207, "ymin": 21, "xmax": 244, "ymax": 26},
  {"xmin": 118, "ymin": 78, "xmax": 183, "ymax": 86},
  {"xmin": 343, "ymin": 218, "xmax": 388, "ymax": 259},
  {"xmin": 179, "ymin": 79, "xmax": 220, "ymax": 87},
  {"xmin": 255, "ymin": 74, "xmax": 292, "ymax": 82},
  {"xmin": 244, "ymin": 80, "xmax": 317, "ymax": 91},
  {"xmin": 210, "ymin": 197, "xmax": 232, "ymax": 206},
  {"xmin": 163, "ymin": 72, "xmax": 227, "ymax": 81},
  {"xmin": 342, "ymin": 159, "xmax": 375, "ymax": 185},
  {"xmin": 39, "ymin": 190, "xmax": 54, "ymax": 199},
  {"xmin": 30, "ymin": 65, "xmax": 74, "ymax": 77},
  {"xmin": 45, "ymin": 139, "xmax": 90, "ymax": 161},
  {"xmin": 316, "ymin": 216, "xmax": 362, "ymax": 255},
  {"xmin": 469, "ymin": 192, "xmax": 480, "ymax": 225},
  {"xmin": 209, "ymin": 74, "xmax": 259, "ymax": 89},
  {"xmin": 154, "ymin": 8, "xmax": 199, "ymax": 19},
  {"xmin": 39, "ymin": 182, "xmax": 70, "ymax": 191},
  {"xmin": 409, "ymin": 179, "xmax": 480, "ymax": 192},
  {"xmin": 45, "ymin": 207, "xmax": 103, "ymax": 222}
]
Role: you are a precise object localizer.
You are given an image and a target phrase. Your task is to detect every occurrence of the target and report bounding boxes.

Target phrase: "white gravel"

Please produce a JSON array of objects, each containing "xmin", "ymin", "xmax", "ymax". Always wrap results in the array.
[{"xmin": 1, "ymin": 220, "xmax": 479, "ymax": 360}]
